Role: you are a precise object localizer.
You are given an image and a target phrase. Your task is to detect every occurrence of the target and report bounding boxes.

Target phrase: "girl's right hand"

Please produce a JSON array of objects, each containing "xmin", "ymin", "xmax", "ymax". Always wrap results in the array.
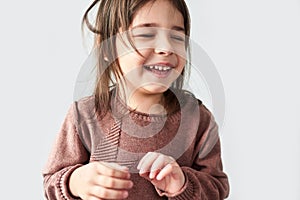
[{"xmin": 69, "ymin": 162, "xmax": 133, "ymax": 200}]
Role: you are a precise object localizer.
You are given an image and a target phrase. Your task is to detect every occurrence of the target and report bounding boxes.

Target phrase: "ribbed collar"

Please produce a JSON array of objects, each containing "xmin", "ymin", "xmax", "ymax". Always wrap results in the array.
[{"xmin": 109, "ymin": 88, "xmax": 183, "ymax": 123}]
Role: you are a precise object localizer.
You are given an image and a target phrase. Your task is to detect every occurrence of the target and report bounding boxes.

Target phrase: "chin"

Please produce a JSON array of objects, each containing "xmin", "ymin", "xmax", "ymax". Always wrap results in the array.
[{"xmin": 141, "ymin": 84, "xmax": 170, "ymax": 95}]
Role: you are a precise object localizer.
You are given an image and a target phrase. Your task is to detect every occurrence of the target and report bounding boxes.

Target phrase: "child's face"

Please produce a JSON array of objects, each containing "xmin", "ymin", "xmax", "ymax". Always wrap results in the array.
[{"xmin": 116, "ymin": 0, "xmax": 186, "ymax": 96}]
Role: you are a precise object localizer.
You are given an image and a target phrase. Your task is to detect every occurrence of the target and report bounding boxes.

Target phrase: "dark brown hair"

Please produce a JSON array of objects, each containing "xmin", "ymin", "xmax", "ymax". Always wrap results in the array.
[{"xmin": 82, "ymin": 0, "xmax": 191, "ymax": 117}]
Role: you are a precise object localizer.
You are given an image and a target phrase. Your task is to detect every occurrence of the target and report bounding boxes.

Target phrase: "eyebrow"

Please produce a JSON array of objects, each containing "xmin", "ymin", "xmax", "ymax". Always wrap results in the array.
[{"xmin": 132, "ymin": 23, "xmax": 185, "ymax": 32}]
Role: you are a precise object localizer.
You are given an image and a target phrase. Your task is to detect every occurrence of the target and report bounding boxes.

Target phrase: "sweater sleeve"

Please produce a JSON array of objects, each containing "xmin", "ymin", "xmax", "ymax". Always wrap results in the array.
[
  {"xmin": 161, "ymin": 106, "xmax": 230, "ymax": 200},
  {"xmin": 174, "ymin": 140, "xmax": 229, "ymax": 200},
  {"xmin": 42, "ymin": 103, "xmax": 89, "ymax": 200}
]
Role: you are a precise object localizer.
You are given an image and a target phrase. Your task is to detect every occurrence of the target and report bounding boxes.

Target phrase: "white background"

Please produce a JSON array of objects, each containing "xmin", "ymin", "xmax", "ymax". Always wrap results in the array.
[{"xmin": 0, "ymin": 0, "xmax": 299, "ymax": 199}]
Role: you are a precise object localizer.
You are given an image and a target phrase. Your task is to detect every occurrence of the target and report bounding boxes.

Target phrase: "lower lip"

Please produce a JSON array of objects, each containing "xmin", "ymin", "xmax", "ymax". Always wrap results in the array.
[{"xmin": 144, "ymin": 67, "xmax": 172, "ymax": 78}]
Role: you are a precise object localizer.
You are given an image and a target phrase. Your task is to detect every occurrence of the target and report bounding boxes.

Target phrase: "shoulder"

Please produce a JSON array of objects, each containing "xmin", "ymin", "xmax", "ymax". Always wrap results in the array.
[
  {"xmin": 176, "ymin": 90, "xmax": 208, "ymax": 114},
  {"xmin": 177, "ymin": 89, "xmax": 213, "ymax": 127},
  {"xmin": 72, "ymin": 95, "xmax": 97, "ymax": 123}
]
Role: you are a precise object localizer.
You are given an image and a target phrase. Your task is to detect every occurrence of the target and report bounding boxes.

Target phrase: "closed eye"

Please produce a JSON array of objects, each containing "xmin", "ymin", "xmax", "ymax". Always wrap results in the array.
[
  {"xmin": 133, "ymin": 33, "xmax": 155, "ymax": 38},
  {"xmin": 171, "ymin": 34, "xmax": 185, "ymax": 42}
]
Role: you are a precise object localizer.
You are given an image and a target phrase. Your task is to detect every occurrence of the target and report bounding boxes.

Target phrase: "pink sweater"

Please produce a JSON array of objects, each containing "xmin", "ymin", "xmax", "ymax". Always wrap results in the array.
[{"xmin": 43, "ymin": 91, "xmax": 229, "ymax": 199}]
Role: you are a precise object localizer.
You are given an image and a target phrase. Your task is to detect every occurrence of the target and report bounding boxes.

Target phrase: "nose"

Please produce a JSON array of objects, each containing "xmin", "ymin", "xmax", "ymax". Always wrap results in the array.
[
  {"xmin": 154, "ymin": 35, "xmax": 173, "ymax": 56},
  {"xmin": 154, "ymin": 47, "xmax": 173, "ymax": 56}
]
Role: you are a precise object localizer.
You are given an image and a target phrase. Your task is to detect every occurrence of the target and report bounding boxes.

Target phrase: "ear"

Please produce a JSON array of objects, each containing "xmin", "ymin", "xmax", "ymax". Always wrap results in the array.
[
  {"xmin": 96, "ymin": 35, "xmax": 111, "ymax": 62},
  {"xmin": 95, "ymin": 35, "xmax": 101, "ymax": 47}
]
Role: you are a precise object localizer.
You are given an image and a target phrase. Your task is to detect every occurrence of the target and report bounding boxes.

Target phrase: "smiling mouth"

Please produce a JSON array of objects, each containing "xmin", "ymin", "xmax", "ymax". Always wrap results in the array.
[
  {"xmin": 143, "ymin": 65, "xmax": 173, "ymax": 78},
  {"xmin": 144, "ymin": 65, "xmax": 172, "ymax": 71}
]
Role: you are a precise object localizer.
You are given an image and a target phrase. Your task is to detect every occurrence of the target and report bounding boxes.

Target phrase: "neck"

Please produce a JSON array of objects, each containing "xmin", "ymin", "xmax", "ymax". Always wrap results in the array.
[{"xmin": 118, "ymin": 86, "xmax": 166, "ymax": 115}]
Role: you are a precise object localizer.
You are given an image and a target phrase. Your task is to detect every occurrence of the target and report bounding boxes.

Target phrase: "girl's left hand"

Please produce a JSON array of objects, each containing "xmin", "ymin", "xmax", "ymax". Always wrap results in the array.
[{"xmin": 137, "ymin": 152, "xmax": 185, "ymax": 194}]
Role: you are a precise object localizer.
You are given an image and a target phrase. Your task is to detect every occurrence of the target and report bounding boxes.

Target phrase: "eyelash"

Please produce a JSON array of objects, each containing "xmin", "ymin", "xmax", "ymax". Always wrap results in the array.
[
  {"xmin": 134, "ymin": 34, "xmax": 185, "ymax": 42},
  {"xmin": 136, "ymin": 34, "xmax": 155, "ymax": 38},
  {"xmin": 171, "ymin": 35, "xmax": 185, "ymax": 42}
]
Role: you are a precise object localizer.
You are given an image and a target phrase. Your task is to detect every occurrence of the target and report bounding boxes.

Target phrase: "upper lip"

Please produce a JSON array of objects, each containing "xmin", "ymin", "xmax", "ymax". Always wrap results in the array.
[{"xmin": 145, "ymin": 62, "xmax": 175, "ymax": 68}]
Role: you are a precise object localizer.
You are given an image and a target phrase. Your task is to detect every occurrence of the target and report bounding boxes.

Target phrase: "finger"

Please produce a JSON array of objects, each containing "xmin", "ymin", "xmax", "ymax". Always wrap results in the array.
[
  {"xmin": 90, "ymin": 186, "xmax": 129, "ymax": 200},
  {"xmin": 85, "ymin": 195, "xmax": 102, "ymax": 200},
  {"xmin": 138, "ymin": 152, "xmax": 159, "ymax": 173},
  {"xmin": 156, "ymin": 163, "xmax": 174, "ymax": 181},
  {"xmin": 102, "ymin": 162, "xmax": 129, "ymax": 172},
  {"xmin": 96, "ymin": 162, "xmax": 130, "ymax": 179},
  {"xmin": 137, "ymin": 152, "xmax": 154, "ymax": 169},
  {"xmin": 96, "ymin": 175, "xmax": 133, "ymax": 190},
  {"xmin": 149, "ymin": 154, "xmax": 166, "ymax": 179}
]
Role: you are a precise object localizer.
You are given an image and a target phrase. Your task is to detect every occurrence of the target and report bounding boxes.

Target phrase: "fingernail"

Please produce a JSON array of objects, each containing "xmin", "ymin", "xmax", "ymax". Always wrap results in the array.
[
  {"xmin": 123, "ymin": 191, "xmax": 129, "ymax": 198},
  {"xmin": 156, "ymin": 174, "xmax": 162, "ymax": 180},
  {"xmin": 149, "ymin": 172, "xmax": 154, "ymax": 179},
  {"xmin": 129, "ymin": 181, "xmax": 134, "ymax": 188}
]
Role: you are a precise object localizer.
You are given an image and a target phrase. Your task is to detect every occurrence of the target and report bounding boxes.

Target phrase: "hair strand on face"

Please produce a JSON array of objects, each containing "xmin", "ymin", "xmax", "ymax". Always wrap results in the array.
[{"xmin": 81, "ymin": 0, "xmax": 191, "ymax": 118}]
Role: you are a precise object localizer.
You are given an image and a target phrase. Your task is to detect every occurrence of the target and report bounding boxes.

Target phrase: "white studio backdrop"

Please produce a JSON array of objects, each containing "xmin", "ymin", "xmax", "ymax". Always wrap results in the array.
[
  {"xmin": 0, "ymin": 0, "xmax": 299, "ymax": 199},
  {"xmin": 186, "ymin": 1, "xmax": 300, "ymax": 199}
]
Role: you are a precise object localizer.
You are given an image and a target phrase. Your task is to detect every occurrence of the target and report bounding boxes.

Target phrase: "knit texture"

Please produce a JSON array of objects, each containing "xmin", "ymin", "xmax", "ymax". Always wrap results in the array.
[{"xmin": 43, "ymin": 90, "xmax": 229, "ymax": 199}]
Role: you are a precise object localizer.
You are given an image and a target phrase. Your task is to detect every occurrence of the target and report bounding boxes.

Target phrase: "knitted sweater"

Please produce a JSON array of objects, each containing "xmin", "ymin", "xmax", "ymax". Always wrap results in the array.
[{"xmin": 43, "ymin": 91, "xmax": 229, "ymax": 199}]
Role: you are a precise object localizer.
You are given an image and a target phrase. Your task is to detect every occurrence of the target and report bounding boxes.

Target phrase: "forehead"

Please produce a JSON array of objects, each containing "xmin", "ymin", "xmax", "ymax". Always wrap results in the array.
[{"xmin": 131, "ymin": 0, "xmax": 184, "ymax": 28}]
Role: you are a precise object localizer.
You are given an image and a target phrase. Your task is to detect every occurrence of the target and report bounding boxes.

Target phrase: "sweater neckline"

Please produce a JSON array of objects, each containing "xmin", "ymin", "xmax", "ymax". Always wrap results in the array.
[{"xmin": 110, "ymin": 89, "xmax": 182, "ymax": 123}]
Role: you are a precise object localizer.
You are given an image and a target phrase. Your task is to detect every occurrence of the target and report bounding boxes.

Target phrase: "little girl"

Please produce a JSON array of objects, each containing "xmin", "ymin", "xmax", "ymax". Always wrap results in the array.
[{"xmin": 43, "ymin": 0, "xmax": 229, "ymax": 199}]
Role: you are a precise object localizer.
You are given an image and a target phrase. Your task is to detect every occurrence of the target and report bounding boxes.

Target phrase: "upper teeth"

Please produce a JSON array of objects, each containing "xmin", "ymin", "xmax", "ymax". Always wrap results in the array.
[{"xmin": 148, "ymin": 65, "xmax": 171, "ymax": 71}]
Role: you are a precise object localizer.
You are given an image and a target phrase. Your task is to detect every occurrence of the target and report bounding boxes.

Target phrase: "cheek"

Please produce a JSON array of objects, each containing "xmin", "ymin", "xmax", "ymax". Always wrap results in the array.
[
  {"xmin": 116, "ymin": 36, "xmax": 138, "ymax": 73},
  {"xmin": 177, "ymin": 57, "xmax": 186, "ymax": 74},
  {"xmin": 119, "ymin": 48, "xmax": 152, "ymax": 70},
  {"xmin": 117, "ymin": 52, "xmax": 145, "ymax": 75}
]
